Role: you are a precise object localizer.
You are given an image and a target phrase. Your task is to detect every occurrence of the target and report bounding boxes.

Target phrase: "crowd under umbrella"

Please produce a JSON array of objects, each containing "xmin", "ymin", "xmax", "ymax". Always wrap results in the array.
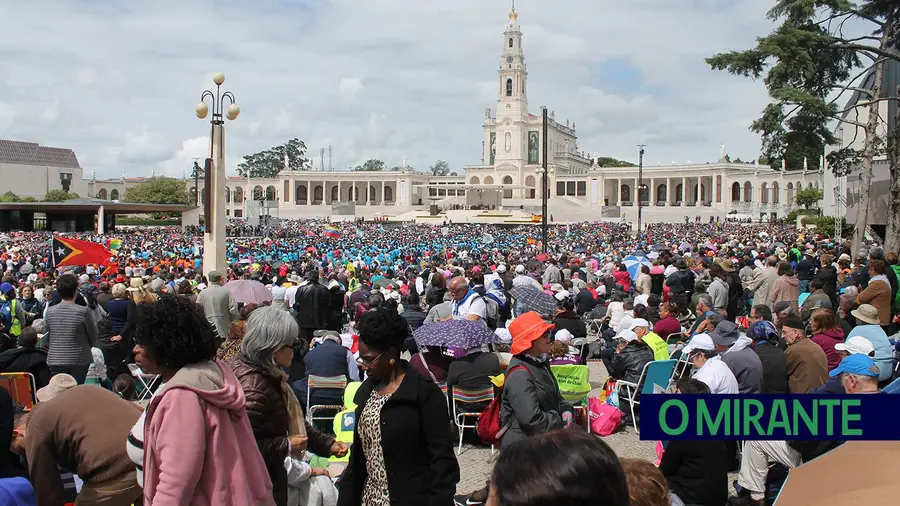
[
  {"xmin": 224, "ymin": 279, "xmax": 273, "ymax": 305},
  {"xmin": 622, "ymin": 254, "xmax": 652, "ymax": 280},
  {"xmin": 509, "ymin": 285, "xmax": 558, "ymax": 317},
  {"xmin": 412, "ymin": 319, "xmax": 500, "ymax": 349}
]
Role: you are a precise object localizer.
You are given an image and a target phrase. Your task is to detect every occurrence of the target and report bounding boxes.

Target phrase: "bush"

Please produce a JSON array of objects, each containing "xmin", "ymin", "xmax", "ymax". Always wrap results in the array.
[
  {"xmin": 800, "ymin": 215, "xmax": 853, "ymax": 238},
  {"xmin": 116, "ymin": 218, "xmax": 181, "ymax": 226}
]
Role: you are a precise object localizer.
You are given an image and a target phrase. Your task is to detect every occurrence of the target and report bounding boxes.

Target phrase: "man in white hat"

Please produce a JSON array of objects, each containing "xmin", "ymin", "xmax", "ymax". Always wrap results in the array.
[
  {"xmin": 810, "ymin": 335, "xmax": 876, "ymax": 394},
  {"xmin": 680, "ymin": 333, "xmax": 739, "ymax": 394},
  {"xmin": 512, "ymin": 264, "xmax": 540, "ymax": 290}
]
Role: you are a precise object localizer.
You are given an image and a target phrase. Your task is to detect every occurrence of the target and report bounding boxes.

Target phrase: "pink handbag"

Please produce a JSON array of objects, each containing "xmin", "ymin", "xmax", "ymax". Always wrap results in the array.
[{"xmin": 588, "ymin": 396, "xmax": 623, "ymax": 436}]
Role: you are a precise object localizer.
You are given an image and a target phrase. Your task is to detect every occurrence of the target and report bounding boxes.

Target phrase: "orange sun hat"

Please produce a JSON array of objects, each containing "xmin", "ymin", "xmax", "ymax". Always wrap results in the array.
[{"xmin": 509, "ymin": 311, "xmax": 555, "ymax": 355}]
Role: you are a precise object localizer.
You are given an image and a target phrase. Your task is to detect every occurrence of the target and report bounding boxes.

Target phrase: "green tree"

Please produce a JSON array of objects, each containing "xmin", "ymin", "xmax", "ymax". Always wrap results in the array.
[
  {"xmin": 44, "ymin": 190, "xmax": 79, "ymax": 202},
  {"xmin": 796, "ymin": 186, "xmax": 824, "ymax": 210},
  {"xmin": 706, "ymin": 0, "xmax": 899, "ymax": 256},
  {"xmin": 237, "ymin": 138, "xmax": 309, "ymax": 178},
  {"xmin": 354, "ymin": 159, "xmax": 385, "ymax": 171},
  {"xmin": 0, "ymin": 191, "xmax": 20, "ymax": 202},
  {"xmin": 123, "ymin": 177, "xmax": 191, "ymax": 205},
  {"xmin": 429, "ymin": 160, "xmax": 451, "ymax": 176},
  {"xmin": 594, "ymin": 157, "xmax": 636, "ymax": 167}
]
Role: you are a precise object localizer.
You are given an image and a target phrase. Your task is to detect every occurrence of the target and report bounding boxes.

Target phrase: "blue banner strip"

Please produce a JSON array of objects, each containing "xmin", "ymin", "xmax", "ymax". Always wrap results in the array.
[{"xmin": 638, "ymin": 394, "xmax": 899, "ymax": 441}]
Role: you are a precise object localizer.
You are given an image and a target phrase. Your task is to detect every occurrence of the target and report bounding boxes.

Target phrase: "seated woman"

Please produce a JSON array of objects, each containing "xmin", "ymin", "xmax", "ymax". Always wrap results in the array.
[
  {"xmin": 551, "ymin": 298, "xmax": 586, "ymax": 340},
  {"xmin": 654, "ymin": 302, "xmax": 682, "ymax": 341},
  {"xmin": 547, "ymin": 329, "xmax": 583, "ymax": 365},
  {"xmin": 409, "ymin": 345, "xmax": 452, "ymax": 384},
  {"xmin": 659, "ymin": 378, "xmax": 729, "ymax": 506}
]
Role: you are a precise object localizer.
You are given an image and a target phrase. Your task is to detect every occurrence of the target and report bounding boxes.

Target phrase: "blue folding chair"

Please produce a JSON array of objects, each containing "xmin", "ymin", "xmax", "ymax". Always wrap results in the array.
[{"xmin": 615, "ymin": 359, "xmax": 678, "ymax": 434}]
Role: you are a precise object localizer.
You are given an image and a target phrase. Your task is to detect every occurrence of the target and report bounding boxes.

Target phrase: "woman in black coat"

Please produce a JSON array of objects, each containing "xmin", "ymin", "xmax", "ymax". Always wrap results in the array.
[
  {"xmin": 551, "ymin": 298, "xmax": 587, "ymax": 339},
  {"xmin": 337, "ymin": 307, "xmax": 459, "ymax": 506}
]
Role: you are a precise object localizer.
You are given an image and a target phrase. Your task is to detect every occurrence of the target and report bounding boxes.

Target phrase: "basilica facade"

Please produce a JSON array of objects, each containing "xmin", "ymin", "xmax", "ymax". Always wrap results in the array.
[{"xmin": 82, "ymin": 6, "xmax": 824, "ymax": 223}]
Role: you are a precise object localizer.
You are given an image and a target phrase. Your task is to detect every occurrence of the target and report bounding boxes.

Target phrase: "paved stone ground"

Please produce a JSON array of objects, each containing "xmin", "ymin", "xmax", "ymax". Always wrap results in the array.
[{"xmin": 455, "ymin": 360, "xmax": 658, "ymax": 495}]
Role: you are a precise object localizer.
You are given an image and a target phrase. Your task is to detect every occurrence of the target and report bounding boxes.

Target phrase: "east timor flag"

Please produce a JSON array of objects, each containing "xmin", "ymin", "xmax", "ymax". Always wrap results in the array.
[{"xmin": 50, "ymin": 236, "xmax": 114, "ymax": 268}]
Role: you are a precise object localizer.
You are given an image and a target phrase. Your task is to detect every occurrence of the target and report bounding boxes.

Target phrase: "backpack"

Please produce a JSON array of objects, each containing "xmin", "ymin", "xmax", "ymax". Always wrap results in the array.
[
  {"xmin": 476, "ymin": 365, "xmax": 532, "ymax": 446},
  {"xmin": 480, "ymin": 294, "xmax": 501, "ymax": 330}
]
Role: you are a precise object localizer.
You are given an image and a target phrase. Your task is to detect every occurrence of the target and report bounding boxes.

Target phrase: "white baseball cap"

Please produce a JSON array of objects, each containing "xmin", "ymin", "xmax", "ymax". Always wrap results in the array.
[
  {"xmin": 616, "ymin": 329, "xmax": 639, "ymax": 343},
  {"xmin": 681, "ymin": 333, "xmax": 715, "ymax": 355},
  {"xmin": 554, "ymin": 290, "xmax": 570, "ymax": 301},
  {"xmin": 834, "ymin": 335, "xmax": 875, "ymax": 356},
  {"xmin": 515, "ymin": 264, "xmax": 526, "ymax": 274},
  {"xmin": 628, "ymin": 318, "xmax": 650, "ymax": 330},
  {"xmin": 496, "ymin": 264, "xmax": 507, "ymax": 273}
]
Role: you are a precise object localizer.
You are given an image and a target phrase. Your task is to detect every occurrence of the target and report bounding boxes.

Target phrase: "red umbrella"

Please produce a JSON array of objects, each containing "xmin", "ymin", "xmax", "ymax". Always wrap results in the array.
[{"xmin": 536, "ymin": 253, "xmax": 549, "ymax": 262}]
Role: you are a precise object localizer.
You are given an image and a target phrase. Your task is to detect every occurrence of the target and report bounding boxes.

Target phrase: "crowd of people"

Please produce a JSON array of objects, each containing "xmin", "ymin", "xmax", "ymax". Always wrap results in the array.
[{"xmin": 0, "ymin": 217, "xmax": 897, "ymax": 505}]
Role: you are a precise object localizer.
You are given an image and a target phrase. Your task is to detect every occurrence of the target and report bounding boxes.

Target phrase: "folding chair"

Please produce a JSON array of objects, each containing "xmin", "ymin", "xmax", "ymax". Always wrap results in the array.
[
  {"xmin": 451, "ymin": 385, "xmax": 495, "ymax": 456},
  {"xmin": 128, "ymin": 364, "xmax": 159, "ymax": 402},
  {"xmin": 307, "ymin": 375, "xmax": 348, "ymax": 427},
  {"xmin": 0, "ymin": 372, "xmax": 36, "ymax": 411},
  {"xmin": 616, "ymin": 359, "xmax": 677, "ymax": 434},
  {"xmin": 436, "ymin": 381, "xmax": 450, "ymax": 410}
]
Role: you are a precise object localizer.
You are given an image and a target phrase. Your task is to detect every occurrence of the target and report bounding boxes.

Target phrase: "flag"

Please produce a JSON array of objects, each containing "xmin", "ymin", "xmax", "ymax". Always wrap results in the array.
[
  {"xmin": 106, "ymin": 238, "xmax": 122, "ymax": 251},
  {"xmin": 50, "ymin": 236, "xmax": 113, "ymax": 268},
  {"xmin": 324, "ymin": 226, "xmax": 341, "ymax": 239},
  {"xmin": 531, "ymin": 214, "xmax": 542, "ymax": 223},
  {"xmin": 101, "ymin": 262, "xmax": 119, "ymax": 276},
  {"xmin": 527, "ymin": 238, "xmax": 537, "ymax": 246}
]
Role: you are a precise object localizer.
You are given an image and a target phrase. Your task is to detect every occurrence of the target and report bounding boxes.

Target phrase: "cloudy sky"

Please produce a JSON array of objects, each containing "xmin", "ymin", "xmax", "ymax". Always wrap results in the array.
[{"xmin": 0, "ymin": 0, "xmax": 781, "ymax": 179}]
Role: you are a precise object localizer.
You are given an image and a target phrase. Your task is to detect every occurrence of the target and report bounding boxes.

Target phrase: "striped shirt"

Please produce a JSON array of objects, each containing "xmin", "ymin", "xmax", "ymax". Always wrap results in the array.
[
  {"xmin": 126, "ymin": 410, "xmax": 146, "ymax": 486},
  {"xmin": 44, "ymin": 301, "xmax": 97, "ymax": 366}
]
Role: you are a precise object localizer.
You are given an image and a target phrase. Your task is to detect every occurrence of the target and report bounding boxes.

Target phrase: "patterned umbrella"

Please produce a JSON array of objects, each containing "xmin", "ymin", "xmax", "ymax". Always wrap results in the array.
[
  {"xmin": 224, "ymin": 279, "xmax": 273, "ymax": 304},
  {"xmin": 509, "ymin": 285, "xmax": 557, "ymax": 316},
  {"xmin": 623, "ymin": 255, "xmax": 652, "ymax": 280},
  {"xmin": 413, "ymin": 319, "xmax": 499, "ymax": 348}
]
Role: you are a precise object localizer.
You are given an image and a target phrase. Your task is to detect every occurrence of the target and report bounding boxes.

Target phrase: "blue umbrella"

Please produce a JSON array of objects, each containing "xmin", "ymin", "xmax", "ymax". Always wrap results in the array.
[
  {"xmin": 413, "ymin": 319, "xmax": 499, "ymax": 349},
  {"xmin": 622, "ymin": 255, "xmax": 652, "ymax": 280}
]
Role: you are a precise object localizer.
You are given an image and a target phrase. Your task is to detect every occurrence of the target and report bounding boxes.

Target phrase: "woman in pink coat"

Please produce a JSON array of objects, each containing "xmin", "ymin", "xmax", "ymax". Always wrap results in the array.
[{"xmin": 131, "ymin": 295, "xmax": 274, "ymax": 506}]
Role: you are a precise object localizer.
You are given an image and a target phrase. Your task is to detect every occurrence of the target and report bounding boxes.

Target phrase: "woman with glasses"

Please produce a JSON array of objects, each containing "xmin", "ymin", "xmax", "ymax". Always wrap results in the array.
[
  {"xmin": 337, "ymin": 307, "xmax": 458, "ymax": 506},
  {"xmin": 231, "ymin": 305, "xmax": 348, "ymax": 506}
]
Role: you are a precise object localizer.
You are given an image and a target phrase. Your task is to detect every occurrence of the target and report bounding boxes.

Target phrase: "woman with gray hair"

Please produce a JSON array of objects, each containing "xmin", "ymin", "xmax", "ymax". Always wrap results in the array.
[{"xmin": 230, "ymin": 305, "xmax": 348, "ymax": 506}]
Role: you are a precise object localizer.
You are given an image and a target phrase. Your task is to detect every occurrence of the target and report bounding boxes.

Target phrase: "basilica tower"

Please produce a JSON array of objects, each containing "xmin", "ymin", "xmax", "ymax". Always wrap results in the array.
[{"xmin": 491, "ymin": 5, "xmax": 528, "ymax": 167}]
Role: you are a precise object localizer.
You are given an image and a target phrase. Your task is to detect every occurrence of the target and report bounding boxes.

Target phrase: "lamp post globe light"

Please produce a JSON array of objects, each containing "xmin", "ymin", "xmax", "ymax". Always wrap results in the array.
[{"xmin": 196, "ymin": 73, "xmax": 239, "ymax": 275}]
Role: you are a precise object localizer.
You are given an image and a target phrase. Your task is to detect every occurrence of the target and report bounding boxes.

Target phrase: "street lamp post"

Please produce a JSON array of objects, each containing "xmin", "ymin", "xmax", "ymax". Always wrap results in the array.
[
  {"xmin": 196, "ymin": 72, "xmax": 240, "ymax": 275},
  {"xmin": 192, "ymin": 159, "xmax": 201, "ymax": 206},
  {"xmin": 535, "ymin": 107, "xmax": 555, "ymax": 252},
  {"xmin": 636, "ymin": 144, "xmax": 646, "ymax": 243}
]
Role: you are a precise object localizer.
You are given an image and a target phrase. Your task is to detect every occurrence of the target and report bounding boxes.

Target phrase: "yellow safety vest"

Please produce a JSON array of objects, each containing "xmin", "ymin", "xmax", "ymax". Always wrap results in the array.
[{"xmin": 642, "ymin": 331, "xmax": 670, "ymax": 361}]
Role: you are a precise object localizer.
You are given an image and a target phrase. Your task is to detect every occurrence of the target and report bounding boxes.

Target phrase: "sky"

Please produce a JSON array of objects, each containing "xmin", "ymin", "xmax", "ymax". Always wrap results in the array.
[{"xmin": 0, "ymin": 0, "xmax": 783, "ymax": 179}]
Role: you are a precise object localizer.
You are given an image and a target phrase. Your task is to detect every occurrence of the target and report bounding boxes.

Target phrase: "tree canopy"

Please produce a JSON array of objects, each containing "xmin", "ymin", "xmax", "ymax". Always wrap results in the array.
[
  {"xmin": 43, "ymin": 190, "xmax": 79, "ymax": 202},
  {"xmin": 123, "ymin": 177, "xmax": 192, "ymax": 205},
  {"xmin": 354, "ymin": 159, "xmax": 386, "ymax": 171},
  {"xmin": 796, "ymin": 186, "xmax": 824, "ymax": 209},
  {"xmin": 594, "ymin": 157, "xmax": 636, "ymax": 167},
  {"xmin": 0, "ymin": 191, "xmax": 36, "ymax": 203},
  {"xmin": 429, "ymin": 160, "xmax": 451, "ymax": 176},
  {"xmin": 237, "ymin": 138, "xmax": 309, "ymax": 178},
  {"xmin": 706, "ymin": 0, "xmax": 900, "ymax": 253}
]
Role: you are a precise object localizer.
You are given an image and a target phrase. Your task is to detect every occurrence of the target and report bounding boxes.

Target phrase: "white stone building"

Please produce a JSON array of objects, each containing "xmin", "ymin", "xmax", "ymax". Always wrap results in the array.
[{"xmin": 74, "ymin": 6, "xmax": 824, "ymax": 224}]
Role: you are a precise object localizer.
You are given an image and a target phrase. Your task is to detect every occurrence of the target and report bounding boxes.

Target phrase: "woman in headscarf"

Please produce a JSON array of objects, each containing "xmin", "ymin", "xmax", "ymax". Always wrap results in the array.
[{"xmin": 230, "ymin": 305, "xmax": 347, "ymax": 506}]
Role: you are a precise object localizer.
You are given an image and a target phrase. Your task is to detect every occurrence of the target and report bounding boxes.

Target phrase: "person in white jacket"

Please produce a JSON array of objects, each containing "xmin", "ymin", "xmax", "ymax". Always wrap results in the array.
[{"xmin": 284, "ymin": 453, "xmax": 338, "ymax": 506}]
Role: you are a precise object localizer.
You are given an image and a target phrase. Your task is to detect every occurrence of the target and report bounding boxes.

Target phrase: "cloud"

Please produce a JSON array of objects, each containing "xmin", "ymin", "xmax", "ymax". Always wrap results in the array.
[{"xmin": 0, "ymin": 0, "xmax": 782, "ymax": 178}]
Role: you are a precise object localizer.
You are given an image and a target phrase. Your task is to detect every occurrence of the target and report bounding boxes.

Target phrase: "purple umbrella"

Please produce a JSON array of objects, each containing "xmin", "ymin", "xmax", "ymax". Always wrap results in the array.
[
  {"xmin": 413, "ymin": 319, "xmax": 499, "ymax": 349},
  {"xmin": 224, "ymin": 279, "xmax": 273, "ymax": 304}
]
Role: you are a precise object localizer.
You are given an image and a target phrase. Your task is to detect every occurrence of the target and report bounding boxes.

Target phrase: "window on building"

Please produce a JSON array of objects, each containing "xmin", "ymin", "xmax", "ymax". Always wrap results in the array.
[
  {"xmin": 234, "ymin": 210, "xmax": 243, "ymax": 218},
  {"xmin": 556, "ymin": 181, "xmax": 565, "ymax": 196},
  {"xmin": 576, "ymin": 181, "xmax": 586, "ymax": 196},
  {"xmin": 509, "ymin": 38, "xmax": 513, "ymax": 48},
  {"xmin": 506, "ymin": 79, "xmax": 512, "ymax": 96},
  {"xmin": 566, "ymin": 181, "xmax": 576, "ymax": 196},
  {"xmin": 110, "ymin": 189, "xmax": 119, "ymax": 200}
]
